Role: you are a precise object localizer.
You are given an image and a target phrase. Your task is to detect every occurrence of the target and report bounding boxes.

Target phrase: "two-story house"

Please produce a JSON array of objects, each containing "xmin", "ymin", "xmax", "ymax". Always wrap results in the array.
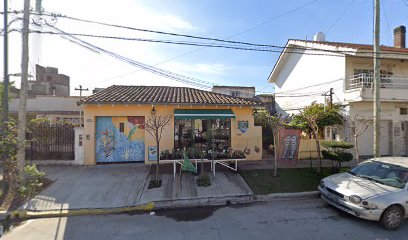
[{"xmin": 268, "ymin": 26, "xmax": 408, "ymax": 157}]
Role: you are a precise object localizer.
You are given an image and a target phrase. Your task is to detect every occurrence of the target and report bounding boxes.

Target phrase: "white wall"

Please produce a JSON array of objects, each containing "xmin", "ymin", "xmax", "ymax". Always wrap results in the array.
[
  {"xmin": 9, "ymin": 96, "xmax": 83, "ymax": 113},
  {"xmin": 274, "ymin": 49, "xmax": 345, "ymax": 115}
]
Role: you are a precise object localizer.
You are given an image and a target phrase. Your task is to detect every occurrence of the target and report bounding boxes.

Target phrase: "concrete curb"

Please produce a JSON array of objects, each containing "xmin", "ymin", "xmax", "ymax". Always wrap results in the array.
[
  {"xmin": 152, "ymin": 195, "xmax": 254, "ymax": 210},
  {"xmin": 6, "ymin": 202, "xmax": 155, "ymax": 220},
  {"xmin": 254, "ymin": 191, "xmax": 319, "ymax": 202},
  {"xmin": 1, "ymin": 191, "xmax": 320, "ymax": 220}
]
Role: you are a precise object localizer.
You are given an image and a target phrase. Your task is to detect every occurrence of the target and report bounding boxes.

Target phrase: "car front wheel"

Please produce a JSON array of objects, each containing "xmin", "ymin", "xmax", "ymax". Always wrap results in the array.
[{"xmin": 380, "ymin": 206, "xmax": 404, "ymax": 230}]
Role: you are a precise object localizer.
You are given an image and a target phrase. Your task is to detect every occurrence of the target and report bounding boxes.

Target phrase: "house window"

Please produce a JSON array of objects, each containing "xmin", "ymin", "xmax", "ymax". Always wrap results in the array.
[
  {"xmin": 400, "ymin": 108, "xmax": 408, "ymax": 115},
  {"xmin": 119, "ymin": 123, "xmax": 125, "ymax": 132},
  {"xmin": 231, "ymin": 91, "xmax": 240, "ymax": 97},
  {"xmin": 174, "ymin": 118, "xmax": 231, "ymax": 151}
]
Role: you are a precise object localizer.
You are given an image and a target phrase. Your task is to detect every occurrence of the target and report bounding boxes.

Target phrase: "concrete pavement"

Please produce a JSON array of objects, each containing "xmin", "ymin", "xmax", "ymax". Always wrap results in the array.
[
  {"xmin": 4, "ymin": 198, "xmax": 407, "ymax": 240},
  {"xmin": 20, "ymin": 163, "xmax": 252, "ymax": 211}
]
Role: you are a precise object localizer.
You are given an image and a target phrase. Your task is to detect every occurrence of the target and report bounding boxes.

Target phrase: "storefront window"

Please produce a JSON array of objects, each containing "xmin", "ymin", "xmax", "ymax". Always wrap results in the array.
[{"xmin": 174, "ymin": 118, "xmax": 231, "ymax": 151}]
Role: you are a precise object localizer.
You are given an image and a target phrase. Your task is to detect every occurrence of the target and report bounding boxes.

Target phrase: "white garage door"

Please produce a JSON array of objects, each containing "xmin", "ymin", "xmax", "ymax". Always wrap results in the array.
[{"xmin": 358, "ymin": 120, "xmax": 391, "ymax": 156}]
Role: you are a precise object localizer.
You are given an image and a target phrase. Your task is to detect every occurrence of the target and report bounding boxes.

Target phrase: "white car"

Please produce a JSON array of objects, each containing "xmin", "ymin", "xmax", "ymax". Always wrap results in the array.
[{"xmin": 318, "ymin": 157, "xmax": 408, "ymax": 230}]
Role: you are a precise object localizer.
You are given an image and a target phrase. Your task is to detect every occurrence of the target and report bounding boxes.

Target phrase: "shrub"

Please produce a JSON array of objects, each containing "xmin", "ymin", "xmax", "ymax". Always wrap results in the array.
[
  {"xmin": 197, "ymin": 174, "xmax": 211, "ymax": 187},
  {"xmin": 321, "ymin": 141, "xmax": 354, "ymax": 173},
  {"xmin": 18, "ymin": 164, "xmax": 46, "ymax": 198},
  {"xmin": 321, "ymin": 141, "xmax": 353, "ymax": 150}
]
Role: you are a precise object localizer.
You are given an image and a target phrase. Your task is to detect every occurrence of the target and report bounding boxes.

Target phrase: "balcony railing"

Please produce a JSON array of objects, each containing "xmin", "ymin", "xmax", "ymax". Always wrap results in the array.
[{"xmin": 348, "ymin": 73, "xmax": 408, "ymax": 90}]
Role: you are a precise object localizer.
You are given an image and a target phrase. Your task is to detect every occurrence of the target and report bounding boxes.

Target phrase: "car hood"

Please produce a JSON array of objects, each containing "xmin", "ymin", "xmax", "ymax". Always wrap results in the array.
[{"xmin": 323, "ymin": 173, "xmax": 401, "ymax": 199}]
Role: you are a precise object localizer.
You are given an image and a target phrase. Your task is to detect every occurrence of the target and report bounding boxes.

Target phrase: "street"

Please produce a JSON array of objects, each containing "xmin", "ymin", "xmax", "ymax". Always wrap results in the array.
[{"xmin": 3, "ymin": 198, "xmax": 407, "ymax": 240}]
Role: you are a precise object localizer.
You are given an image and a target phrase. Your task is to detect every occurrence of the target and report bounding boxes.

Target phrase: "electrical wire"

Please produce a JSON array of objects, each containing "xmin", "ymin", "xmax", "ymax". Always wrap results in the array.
[
  {"xmin": 326, "ymin": 0, "xmax": 356, "ymax": 34},
  {"xmin": 43, "ymin": 23, "xmax": 221, "ymax": 90},
  {"xmin": 7, "ymin": 9, "xmax": 408, "ymax": 57}
]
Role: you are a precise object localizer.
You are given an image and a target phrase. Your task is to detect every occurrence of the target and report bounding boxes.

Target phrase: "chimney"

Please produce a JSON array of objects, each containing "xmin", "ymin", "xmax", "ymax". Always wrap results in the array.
[
  {"xmin": 313, "ymin": 32, "xmax": 325, "ymax": 42},
  {"xmin": 394, "ymin": 25, "xmax": 406, "ymax": 48}
]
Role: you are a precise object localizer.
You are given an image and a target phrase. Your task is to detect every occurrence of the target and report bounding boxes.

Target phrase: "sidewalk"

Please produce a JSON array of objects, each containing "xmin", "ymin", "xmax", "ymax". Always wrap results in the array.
[
  {"xmin": 238, "ymin": 159, "xmax": 358, "ymax": 171},
  {"xmin": 20, "ymin": 163, "xmax": 253, "ymax": 212}
]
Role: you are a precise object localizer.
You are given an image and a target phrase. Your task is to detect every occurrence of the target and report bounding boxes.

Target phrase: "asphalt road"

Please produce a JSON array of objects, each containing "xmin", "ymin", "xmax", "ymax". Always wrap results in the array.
[{"xmin": 2, "ymin": 198, "xmax": 407, "ymax": 240}]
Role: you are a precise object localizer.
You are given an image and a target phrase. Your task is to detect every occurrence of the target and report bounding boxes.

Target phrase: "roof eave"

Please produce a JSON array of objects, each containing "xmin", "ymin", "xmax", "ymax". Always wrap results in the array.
[{"xmin": 79, "ymin": 101, "xmax": 262, "ymax": 107}]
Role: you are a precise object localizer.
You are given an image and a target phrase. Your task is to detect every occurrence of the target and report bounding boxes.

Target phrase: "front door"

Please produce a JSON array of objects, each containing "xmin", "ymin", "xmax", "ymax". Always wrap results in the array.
[{"xmin": 95, "ymin": 116, "xmax": 145, "ymax": 163}]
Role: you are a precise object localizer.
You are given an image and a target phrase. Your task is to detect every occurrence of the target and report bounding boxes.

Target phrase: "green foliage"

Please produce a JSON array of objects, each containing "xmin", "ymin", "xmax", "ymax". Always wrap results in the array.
[
  {"xmin": 322, "ymin": 150, "xmax": 353, "ymax": 162},
  {"xmin": 288, "ymin": 102, "xmax": 343, "ymax": 136},
  {"xmin": 321, "ymin": 141, "xmax": 354, "ymax": 150},
  {"xmin": 197, "ymin": 174, "xmax": 211, "ymax": 187},
  {"xmin": 160, "ymin": 148, "xmax": 246, "ymax": 160},
  {"xmin": 287, "ymin": 114, "xmax": 309, "ymax": 131},
  {"xmin": 0, "ymin": 121, "xmax": 18, "ymax": 158},
  {"xmin": 321, "ymin": 140, "xmax": 354, "ymax": 173},
  {"xmin": 18, "ymin": 164, "xmax": 46, "ymax": 198},
  {"xmin": 254, "ymin": 111, "xmax": 274, "ymax": 149}
]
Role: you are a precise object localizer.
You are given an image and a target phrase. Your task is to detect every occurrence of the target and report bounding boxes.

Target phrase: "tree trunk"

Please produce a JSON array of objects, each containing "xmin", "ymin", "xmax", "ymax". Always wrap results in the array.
[
  {"xmin": 156, "ymin": 139, "xmax": 160, "ymax": 184},
  {"xmin": 273, "ymin": 133, "xmax": 278, "ymax": 177},
  {"xmin": 354, "ymin": 134, "xmax": 359, "ymax": 163},
  {"xmin": 314, "ymin": 131, "xmax": 322, "ymax": 174}
]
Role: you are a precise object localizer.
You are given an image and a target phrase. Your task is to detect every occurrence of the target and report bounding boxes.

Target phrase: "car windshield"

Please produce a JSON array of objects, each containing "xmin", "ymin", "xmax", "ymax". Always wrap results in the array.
[{"xmin": 350, "ymin": 161, "xmax": 408, "ymax": 189}]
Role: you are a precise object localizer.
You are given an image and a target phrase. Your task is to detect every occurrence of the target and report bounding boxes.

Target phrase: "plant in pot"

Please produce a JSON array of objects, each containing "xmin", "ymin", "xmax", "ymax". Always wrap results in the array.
[{"xmin": 197, "ymin": 150, "xmax": 211, "ymax": 187}]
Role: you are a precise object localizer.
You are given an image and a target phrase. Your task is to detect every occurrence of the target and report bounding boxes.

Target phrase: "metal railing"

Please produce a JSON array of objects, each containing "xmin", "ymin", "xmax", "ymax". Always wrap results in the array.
[{"xmin": 348, "ymin": 73, "xmax": 408, "ymax": 90}]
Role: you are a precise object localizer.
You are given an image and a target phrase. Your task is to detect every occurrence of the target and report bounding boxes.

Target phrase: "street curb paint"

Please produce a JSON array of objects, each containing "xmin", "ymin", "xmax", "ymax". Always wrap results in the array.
[
  {"xmin": 253, "ymin": 191, "xmax": 319, "ymax": 202},
  {"xmin": 8, "ymin": 202, "xmax": 155, "ymax": 220}
]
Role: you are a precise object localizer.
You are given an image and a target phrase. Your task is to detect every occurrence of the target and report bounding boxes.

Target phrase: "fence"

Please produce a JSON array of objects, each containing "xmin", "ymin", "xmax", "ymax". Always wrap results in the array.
[{"xmin": 26, "ymin": 123, "xmax": 75, "ymax": 161}]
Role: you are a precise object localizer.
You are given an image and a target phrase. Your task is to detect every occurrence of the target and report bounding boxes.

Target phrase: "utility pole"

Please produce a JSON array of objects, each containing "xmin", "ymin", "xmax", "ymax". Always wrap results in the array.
[
  {"xmin": 329, "ymin": 88, "xmax": 333, "ymax": 109},
  {"xmin": 322, "ymin": 88, "xmax": 334, "ymax": 109},
  {"xmin": 16, "ymin": 0, "xmax": 30, "ymax": 183},
  {"xmin": 373, "ymin": 0, "xmax": 381, "ymax": 158},
  {"xmin": 75, "ymin": 85, "xmax": 88, "ymax": 127},
  {"xmin": 75, "ymin": 85, "xmax": 89, "ymax": 97},
  {"xmin": 2, "ymin": 0, "xmax": 9, "ymax": 124}
]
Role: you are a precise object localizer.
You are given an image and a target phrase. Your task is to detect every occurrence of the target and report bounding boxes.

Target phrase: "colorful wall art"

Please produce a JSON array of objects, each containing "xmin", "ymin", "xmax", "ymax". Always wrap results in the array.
[{"xmin": 96, "ymin": 116, "xmax": 145, "ymax": 162}]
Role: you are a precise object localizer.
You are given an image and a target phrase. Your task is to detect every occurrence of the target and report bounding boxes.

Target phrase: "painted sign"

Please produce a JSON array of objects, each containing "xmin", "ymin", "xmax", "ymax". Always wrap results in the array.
[
  {"xmin": 148, "ymin": 146, "xmax": 158, "ymax": 161},
  {"xmin": 238, "ymin": 121, "xmax": 249, "ymax": 134},
  {"xmin": 278, "ymin": 128, "xmax": 302, "ymax": 166},
  {"xmin": 96, "ymin": 116, "xmax": 145, "ymax": 162}
]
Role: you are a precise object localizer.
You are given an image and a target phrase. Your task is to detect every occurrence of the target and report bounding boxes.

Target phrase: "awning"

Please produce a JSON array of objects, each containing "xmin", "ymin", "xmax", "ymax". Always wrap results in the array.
[{"xmin": 174, "ymin": 109, "xmax": 235, "ymax": 119}]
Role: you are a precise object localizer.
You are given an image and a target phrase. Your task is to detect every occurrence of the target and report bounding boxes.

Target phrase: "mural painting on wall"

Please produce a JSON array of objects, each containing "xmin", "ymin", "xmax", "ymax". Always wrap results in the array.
[
  {"xmin": 238, "ymin": 121, "xmax": 249, "ymax": 134},
  {"xmin": 148, "ymin": 146, "xmax": 157, "ymax": 161},
  {"xmin": 96, "ymin": 116, "xmax": 145, "ymax": 162}
]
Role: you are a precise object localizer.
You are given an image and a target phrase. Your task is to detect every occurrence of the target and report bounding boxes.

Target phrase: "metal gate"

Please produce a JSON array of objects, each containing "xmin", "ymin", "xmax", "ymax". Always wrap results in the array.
[{"xmin": 26, "ymin": 123, "xmax": 75, "ymax": 160}]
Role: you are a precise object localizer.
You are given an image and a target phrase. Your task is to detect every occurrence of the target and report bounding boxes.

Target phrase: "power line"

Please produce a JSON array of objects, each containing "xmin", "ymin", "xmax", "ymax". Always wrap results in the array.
[
  {"xmin": 43, "ymin": 23, "xmax": 219, "ymax": 90},
  {"xmin": 326, "ymin": 0, "xmax": 356, "ymax": 34},
  {"xmin": 273, "ymin": 78, "xmax": 343, "ymax": 95},
  {"xmin": 25, "ymin": 28, "xmax": 408, "ymax": 58}
]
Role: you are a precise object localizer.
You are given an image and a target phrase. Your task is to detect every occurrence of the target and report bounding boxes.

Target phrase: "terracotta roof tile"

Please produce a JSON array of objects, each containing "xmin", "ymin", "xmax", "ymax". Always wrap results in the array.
[{"xmin": 80, "ymin": 85, "xmax": 260, "ymax": 106}]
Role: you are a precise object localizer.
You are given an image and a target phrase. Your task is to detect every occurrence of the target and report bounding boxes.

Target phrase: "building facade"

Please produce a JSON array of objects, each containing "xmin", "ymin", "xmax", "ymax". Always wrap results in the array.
[
  {"xmin": 9, "ymin": 96, "xmax": 83, "ymax": 124},
  {"xmin": 80, "ymin": 85, "xmax": 263, "ymax": 165},
  {"xmin": 27, "ymin": 64, "xmax": 70, "ymax": 97},
  {"xmin": 268, "ymin": 26, "xmax": 408, "ymax": 157},
  {"xmin": 212, "ymin": 86, "xmax": 256, "ymax": 99}
]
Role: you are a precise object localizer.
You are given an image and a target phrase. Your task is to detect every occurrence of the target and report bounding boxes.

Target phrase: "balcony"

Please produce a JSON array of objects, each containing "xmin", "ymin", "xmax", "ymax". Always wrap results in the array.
[{"xmin": 345, "ymin": 73, "xmax": 408, "ymax": 102}]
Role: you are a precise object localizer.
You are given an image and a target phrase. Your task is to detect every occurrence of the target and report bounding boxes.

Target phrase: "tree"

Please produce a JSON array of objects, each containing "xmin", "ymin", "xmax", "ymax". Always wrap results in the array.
[
  {"xmin": 265, "ymin": 113, "xmax": 287, "ymax": 177},
  {"xmin": 0, "ymin": 121, "xmax": 19, "ymax": 197},
  {"xmin": 145, "ymin": 111, "xmax": 171, "ymax": 185},
  {"xmin": 254, "ymin": 111, "xmax": 274, "ymax": 151},
  {"xmin": 344, "ymin": 114, "xmax": 372, "ymax": 163},
  {"xmin": 297, "ymin": 102, "xmax": 343, "ymax": 174}
]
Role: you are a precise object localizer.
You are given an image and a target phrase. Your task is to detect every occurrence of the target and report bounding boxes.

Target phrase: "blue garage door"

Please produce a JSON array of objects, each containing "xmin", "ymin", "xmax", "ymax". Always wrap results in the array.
[{"xmin": 95, "ymin": 116, "xmax": 145, "ymax": 163}]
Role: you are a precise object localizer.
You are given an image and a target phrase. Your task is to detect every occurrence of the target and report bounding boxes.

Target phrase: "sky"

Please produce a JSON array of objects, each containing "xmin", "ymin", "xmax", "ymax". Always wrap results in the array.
[{"xmin": 1, "ymin": 0, "xmax": 408, "ymax": 96}]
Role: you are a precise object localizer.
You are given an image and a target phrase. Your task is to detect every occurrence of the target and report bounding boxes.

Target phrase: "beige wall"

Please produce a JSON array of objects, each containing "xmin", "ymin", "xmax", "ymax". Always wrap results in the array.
[{"xmin": 83, "ymin": 104, "xmax": 262, "ymax": 165}]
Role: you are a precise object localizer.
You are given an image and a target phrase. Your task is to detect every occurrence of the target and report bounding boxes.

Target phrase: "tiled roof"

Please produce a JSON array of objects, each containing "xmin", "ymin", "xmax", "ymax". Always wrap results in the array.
[
  {"xmin": 290, "ymin": 39, "xmax": 408, "ymax": 53},
  {"xmin": 79, "ymin": 85, "xmax": 261, "ymax": 106}
]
